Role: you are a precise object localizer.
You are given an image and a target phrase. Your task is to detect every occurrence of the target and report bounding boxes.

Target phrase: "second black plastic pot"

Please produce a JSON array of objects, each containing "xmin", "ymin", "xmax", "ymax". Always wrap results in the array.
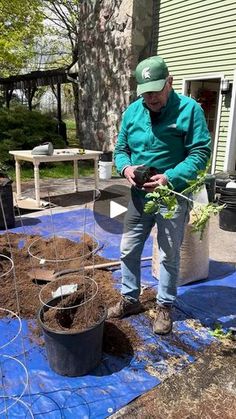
[
  {"xmin": 219, "ymin": 198, "xmax": 236, "ymax": 232},
  {"xmin": 100, "ymin": 152, "xmax": 113, "ymax": 162},
  {"xmin": 219, "ymin": 187, "xmax": 236, "ymax": 200},
  {"xmin": 38, "ymin": 297, "xmax": 107, "ymax": 377},
  {"xmin": 215, "ymin": 171, "xmax": 236, "ymax": 193},
  {"xmin": 205, "ymin": 174, "xmax": 216, "ymax": 202}
]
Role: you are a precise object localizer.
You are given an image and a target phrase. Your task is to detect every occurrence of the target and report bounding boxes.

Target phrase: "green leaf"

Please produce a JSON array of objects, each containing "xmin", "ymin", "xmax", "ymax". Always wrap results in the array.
[
  {"xmin": 144, "ymin": 201, "xmax": 158, "ymax": 214},
  {"xmin": 146, "ymin": 191, "xmax": 160, "ymax": 199},
  {"xmin": 0, "ymin": 0, "xmax": 44, "ymax": 74},
  {"xmin": 210, "ymin": 323, "xmax": 233, "ymax": 340},
  {"xmin": 143, "ymin": 163, "xmax": 224, "ymax": 237}
]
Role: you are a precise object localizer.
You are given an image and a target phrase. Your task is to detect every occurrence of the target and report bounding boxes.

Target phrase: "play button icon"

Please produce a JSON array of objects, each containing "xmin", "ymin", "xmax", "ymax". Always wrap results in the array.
[
  {"xmin": 93, "ymin": 184, "xmax": 130, "ymax": 234},
  {"xmin": 110, "ymin": 201, "xmax": 127, "ymax": 218}
]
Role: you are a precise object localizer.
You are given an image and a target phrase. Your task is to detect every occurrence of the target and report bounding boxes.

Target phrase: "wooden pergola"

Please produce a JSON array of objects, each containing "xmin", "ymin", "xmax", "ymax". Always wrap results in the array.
[{"xmin": 0, "ymin": 63, "xmax": 78, "ymax": 141}]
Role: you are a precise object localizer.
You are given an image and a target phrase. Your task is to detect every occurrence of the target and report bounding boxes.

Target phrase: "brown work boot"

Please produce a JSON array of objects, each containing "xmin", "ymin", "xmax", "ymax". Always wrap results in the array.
[
  {"xmin": 107, "ymin": 297, "xmax": 142, "ymax": 319},
  {"xmin": 153, "ymin": 304, "xmax": 172, "ymax": 335}
]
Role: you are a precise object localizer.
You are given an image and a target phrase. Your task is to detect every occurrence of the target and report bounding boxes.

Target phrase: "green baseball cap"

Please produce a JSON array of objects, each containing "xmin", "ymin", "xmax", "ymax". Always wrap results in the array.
[{"xmin": 135, "ymin": 56, "xmax": 169, "ymax": 96}]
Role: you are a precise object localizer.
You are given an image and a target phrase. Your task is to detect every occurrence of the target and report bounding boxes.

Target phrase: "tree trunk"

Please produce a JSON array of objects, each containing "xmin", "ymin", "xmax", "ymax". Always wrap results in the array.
[{"xmin": 77, "ymin": 0, "xmax": 154, "ymax": 151}]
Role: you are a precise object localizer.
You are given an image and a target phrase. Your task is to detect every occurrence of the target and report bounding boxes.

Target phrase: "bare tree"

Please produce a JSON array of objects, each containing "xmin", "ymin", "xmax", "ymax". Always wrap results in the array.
[{"xmin": 42, "ymin": 0, "xmax": 80, "ymax": 138}]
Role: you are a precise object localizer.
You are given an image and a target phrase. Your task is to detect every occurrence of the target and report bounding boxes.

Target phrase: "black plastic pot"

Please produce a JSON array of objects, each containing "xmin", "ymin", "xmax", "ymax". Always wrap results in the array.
[
  {"xmin": 215, "ymin": 171, "xmax": 236, "ymax": 193},
  {"xmin": 205, "ymin": 174, "xmax": 216, "ymax": 202},
  {"xmin": 219, "ymin": 187, "xmax": 236, "ymax": 231},
  {"xmin": 38, "ymin": 298, "xmax": 107, "ymax": 377},
  {"xmin": 219, "ymin": 188, "xmax": 236, "ymax": 199},
  {"xmin": 100, "ymin": 152, "xmax": 113, "ymax": 162},
  {"xmin": 0, "ymin": 178, "xmax": 15, "ymax": 230}
]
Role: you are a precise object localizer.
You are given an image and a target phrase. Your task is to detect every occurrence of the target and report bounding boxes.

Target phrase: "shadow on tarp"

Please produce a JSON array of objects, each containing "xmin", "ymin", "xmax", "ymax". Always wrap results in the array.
[
  {"xmin": 0, "ymin": 208, "xmax": 235, "ymax": 417},
  {"xmin": 14, "ymin": 217, "xmax": 42, "ymax": 227},
  {"xmin": 175, "ymin": 257, "xmax": 236, "ymax": 330},
  {"xmin": 41, "ymin": 190, "xmax": 97, "ymax": 207},
  {"xmin": 177, "ymin": 285, "xmax": 236, "ymax": 329},
  {"xmin": 208, "ymin": 259, "xmax": 236, "ymax": 279},
  {"xmin": 176, "ymin": 272, "xmax": 236, "ymax": 329}
]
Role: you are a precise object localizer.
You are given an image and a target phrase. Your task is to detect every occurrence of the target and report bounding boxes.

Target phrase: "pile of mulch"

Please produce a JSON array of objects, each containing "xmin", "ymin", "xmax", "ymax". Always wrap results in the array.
[
  {"xmin": 0, "ymin": 232, "xmax": 156, "ymax": 357},
  {"xmin": 28, "ymin": 232, "xmax": 99, "ymax": 263}
]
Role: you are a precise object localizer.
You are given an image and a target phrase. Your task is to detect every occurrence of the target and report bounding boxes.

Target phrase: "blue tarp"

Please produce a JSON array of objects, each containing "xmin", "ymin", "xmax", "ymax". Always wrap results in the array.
[{"xmin": 0, "ymin": 208, "xmax": 235, "ymax": 418}]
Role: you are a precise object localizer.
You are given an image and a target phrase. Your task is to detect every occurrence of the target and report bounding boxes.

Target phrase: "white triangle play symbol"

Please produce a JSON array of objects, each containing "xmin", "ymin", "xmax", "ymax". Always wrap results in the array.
[{"xmin": 110, "ymin": 201, "xmax": 127, "ymax": 218}]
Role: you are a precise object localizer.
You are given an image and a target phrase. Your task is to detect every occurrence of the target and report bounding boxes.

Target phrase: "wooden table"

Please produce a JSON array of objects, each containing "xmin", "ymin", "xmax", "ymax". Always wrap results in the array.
[{"xmin": 9, "ymin": 149, "xmax": 102, "ymax": 208}]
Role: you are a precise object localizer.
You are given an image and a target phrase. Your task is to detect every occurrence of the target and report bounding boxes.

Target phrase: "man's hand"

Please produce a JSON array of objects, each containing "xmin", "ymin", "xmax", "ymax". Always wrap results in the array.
[
  {"xmin": 123, "ymin": 165, "xmax": 142, "ymax": 185},
  {"xmin": 142, "ymin": 174, "xmax": 168, "ymax": 192}
]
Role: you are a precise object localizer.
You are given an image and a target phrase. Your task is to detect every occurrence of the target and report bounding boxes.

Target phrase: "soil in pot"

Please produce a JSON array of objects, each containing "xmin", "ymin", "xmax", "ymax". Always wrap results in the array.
[{"xmin": 42, "ymin": 278, "xmax": 105, "ymax": 332}]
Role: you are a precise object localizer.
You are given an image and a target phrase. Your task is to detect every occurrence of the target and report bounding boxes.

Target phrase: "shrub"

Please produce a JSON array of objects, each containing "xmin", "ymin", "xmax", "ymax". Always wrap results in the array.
[{"xmin": 0, "ymin": 106, "xmax": 65, "ymax": 166}]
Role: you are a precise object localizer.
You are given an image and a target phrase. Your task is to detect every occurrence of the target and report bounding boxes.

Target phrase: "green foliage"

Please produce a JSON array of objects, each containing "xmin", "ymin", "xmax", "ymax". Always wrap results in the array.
[
  {"xmin": 0, "ymin": 161, "xmax": 10, "ymax": 177},
  {"xmin": 0, "ymin": 0, "xmax": 44, "ymax": 75},
  {"xmin": 191, "ymin": 202, "xmax": 225, "ymax": 237},
  {"xmin": 181, "ymin": 163, "xmax": 211, "ymax": 196},
  {"xmin": 145, "ymin": 185, "xmax": 178, "ymax": 217},
  {"xmin": 210, "ymin": 323, "xmax": 233, "ymax": 340},
  {"xmin": 65, "ymin": 118, "xmax": 76, "ymax": 130},
  {"xmin": 0, "ymin": 106, "xmax": 65, "ymax": 166},
  {"xmin": 144, "ymin": 165, "xmax": 224, "ymax": 237}
]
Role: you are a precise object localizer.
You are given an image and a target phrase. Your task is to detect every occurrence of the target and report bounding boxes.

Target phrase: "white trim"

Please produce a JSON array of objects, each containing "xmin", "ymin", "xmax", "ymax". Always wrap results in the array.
[
  {"xmin": 182, "ymin": 73, "xmax": 225, "ymax": 90},
  {"xmin": 224, "ymin": 69, "xmax": 236, "ymax": 172},
  {"xmin": 182, "ymin": 74, "xmax": 224, "ymax": 174}
]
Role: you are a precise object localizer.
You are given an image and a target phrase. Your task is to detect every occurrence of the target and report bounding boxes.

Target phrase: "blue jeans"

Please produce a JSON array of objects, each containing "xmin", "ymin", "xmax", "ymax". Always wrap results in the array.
[{"xmin": 120, "ymin": 188, "xmax": 190, "ymax": 306}]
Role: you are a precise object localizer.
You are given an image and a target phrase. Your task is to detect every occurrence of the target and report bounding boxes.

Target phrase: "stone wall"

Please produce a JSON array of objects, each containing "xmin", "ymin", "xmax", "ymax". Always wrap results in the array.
[{"xmin": 77, "ymin": 0, "xmax": 154, "ymax": 150}]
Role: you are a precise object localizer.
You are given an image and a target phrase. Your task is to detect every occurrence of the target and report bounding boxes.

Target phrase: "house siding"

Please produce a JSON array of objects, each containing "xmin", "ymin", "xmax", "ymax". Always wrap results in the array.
[{"xmin": 157, "ymin": 0, "xmax": 236, "ymax": 172}]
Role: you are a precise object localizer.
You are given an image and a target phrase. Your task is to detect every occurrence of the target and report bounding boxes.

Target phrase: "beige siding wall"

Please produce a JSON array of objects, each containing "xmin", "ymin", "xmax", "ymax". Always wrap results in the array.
[{"xmin": 157, "ymin": 0, "xmax": 236, "ymax": 172}]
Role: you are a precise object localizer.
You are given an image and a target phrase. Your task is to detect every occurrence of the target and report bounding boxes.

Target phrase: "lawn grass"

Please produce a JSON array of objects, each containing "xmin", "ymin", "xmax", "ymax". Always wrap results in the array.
[
  {"xmin": 8, "ymin": 161, "xmax": 118, "ymax": 181},
  {"xmin": 8, "ymin": 161, "xmax": 94, "ymax": 181},
  {"xmin": 64, "ymin": 117, "xmax": 79, "ymax": 146},
  {"xmin": 65, "ymin": 118, "xmax": 76, "ymax": 130}
]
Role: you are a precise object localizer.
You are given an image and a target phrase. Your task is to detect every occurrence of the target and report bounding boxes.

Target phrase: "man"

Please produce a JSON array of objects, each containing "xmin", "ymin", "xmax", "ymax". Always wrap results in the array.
[{"xmin": 108, "ymin": 55, "xmax": 211, "ymax": 334}]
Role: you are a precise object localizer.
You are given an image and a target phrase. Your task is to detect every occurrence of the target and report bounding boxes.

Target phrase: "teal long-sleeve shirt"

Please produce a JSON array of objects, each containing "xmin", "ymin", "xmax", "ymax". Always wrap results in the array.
[{"xmin": 114, "ymin": 90, "xmax": 212, "ymax": 192}]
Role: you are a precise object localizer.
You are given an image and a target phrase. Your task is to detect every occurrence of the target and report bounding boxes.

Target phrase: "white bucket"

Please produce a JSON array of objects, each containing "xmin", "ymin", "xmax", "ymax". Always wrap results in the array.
[{"xmin": 98, "ymin": 161, "xmax": 113, "ymax": 180}]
